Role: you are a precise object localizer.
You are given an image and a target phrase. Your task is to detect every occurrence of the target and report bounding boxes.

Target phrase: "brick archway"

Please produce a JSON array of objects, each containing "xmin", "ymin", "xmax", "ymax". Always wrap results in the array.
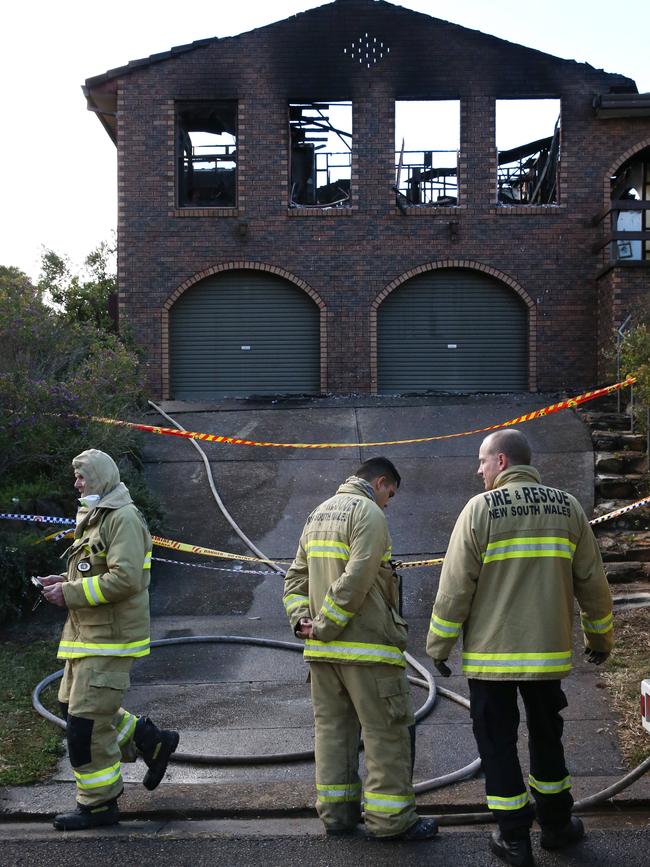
[
  {"xmin": 370, "ymin": 260, "xmax": 537, "ymax": 393},
  {"xmin": 161, "ymin": 262, "xmax": 327, "ymax": 399}
]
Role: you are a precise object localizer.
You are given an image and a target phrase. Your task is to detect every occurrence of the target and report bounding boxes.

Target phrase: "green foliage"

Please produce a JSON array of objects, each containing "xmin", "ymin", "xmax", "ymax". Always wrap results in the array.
[
  {"xmin": 620, "ymin": 320, "xmax": 650, "ymax": 433},
  {"xmin": 0, "ymin": 529, "xmax": 67, "ymax": 623},
  {"xmin": 0, "ymin": 638, "xmax": 65, "ymax": 785},
  {"xmin": 0, "ymin": 251, "xmax": 161, "ymax": 623},
  {"xmin": 39, "ymin": 239, "xmax": 117, "ymax": 332},
  {"xmin": 0, "ymin": 265, "xmax": 143, "ymax": 483}
]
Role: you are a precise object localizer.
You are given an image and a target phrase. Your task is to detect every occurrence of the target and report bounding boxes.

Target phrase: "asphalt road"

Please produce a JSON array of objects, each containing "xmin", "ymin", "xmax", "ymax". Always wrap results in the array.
[{"xmin": 1, "ymin": 815, "xmax": 649, "ymax": 867}]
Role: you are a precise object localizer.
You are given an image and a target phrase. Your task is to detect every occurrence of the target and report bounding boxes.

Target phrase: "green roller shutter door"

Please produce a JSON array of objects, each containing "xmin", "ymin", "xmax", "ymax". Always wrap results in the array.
[
  {"xmin": 378, "ymin": 269, "xmax": 528, "ymax": 393},
  {"xmin": 170, "ymin": 271, "xmax": 320, "ymax": 399}
]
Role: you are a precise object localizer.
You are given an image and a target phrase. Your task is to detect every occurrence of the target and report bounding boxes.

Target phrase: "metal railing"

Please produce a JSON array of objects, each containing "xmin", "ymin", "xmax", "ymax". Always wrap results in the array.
[
  {"xmin": 178, "ymin": 145, "xmax": 237, "ymax": 207},
  {"xmin": 394, "ymin": 149, "xmax": 458, "ymax": 205},
  {"xmin": 290, "ymin": 149, "xmax": 352, "ymax": 207}
]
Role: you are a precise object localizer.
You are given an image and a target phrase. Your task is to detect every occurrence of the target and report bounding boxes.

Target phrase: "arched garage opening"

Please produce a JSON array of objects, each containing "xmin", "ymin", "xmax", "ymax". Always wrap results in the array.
[
  {"xmin": 376, "ymin": 267, "xmax": 530, "ymax": 393},
  {"xmin": 169, "ymin": 270, "xmax": 321, "ymax": 399}
]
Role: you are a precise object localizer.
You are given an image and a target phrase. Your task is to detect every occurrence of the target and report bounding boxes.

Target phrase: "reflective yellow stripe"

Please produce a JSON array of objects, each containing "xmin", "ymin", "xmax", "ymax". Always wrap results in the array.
[
  {"xmin": 116, "ymin": 711, "xmax": 137, "ymax": 746},
  {"xmin": 82, "ymin": 574, "xmax": 108, "ymax": 606},
  {"xmin": 73, "ymin": 761, "xmax": 122, "ymax": 789},
  {"xmin": 306, "ymin": 539, "xmax": 350, "ymax": 560},
  {"xmin": 316, "ymin": 782, "xmax": 361, "ymax": 803},
  {"xmin": 305, "ymin": 639, "xmax": 405, "ymax": 667},
  {"xmin": 487, "ymin": 791, "xmax": 530, "ymax": 811},
  {"xmin": 483, "ymin": 536, "xmax": 576, "ymax": 564},
  {"xmin": 381, "ymin": 545, "xmax": 393, "ymax": 563},
  {"xmin": 429, "ymin": 613, "xmax": 462, "ymax": 638},
  {"xmin": 284, "ymin": 593, "xmax": 309, "ymax": 615},
  {"xmin": 364, "ymin": 790, "xmax": 416, "ymax": 814},
  {"xmin": 581, "ymin": 612, "xmax": 613, "ymax": 634},
  {"xmin": 320, "ymin": 594, "xmax": 354, "ymax": 626},
  {"xmin": 528, "ymin": 774, "xmax": 571, "ymax": 795},
  {"xmin": 462, "ymin": 650, "xmax": 572, "ymax": 675},
  {"xmin": 57, "ymin": 638, "xmax": 150, "ymax": 659},
  {"xmin": 143, "ymin": 550, "xmax": 152, "ymax": 571}
]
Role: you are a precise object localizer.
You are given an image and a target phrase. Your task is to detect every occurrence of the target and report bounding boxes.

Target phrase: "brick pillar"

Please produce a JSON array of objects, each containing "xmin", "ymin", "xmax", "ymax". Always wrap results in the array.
[{"xmin": 461, "ymin": 94, "xmax": 496, "ymax": 208}]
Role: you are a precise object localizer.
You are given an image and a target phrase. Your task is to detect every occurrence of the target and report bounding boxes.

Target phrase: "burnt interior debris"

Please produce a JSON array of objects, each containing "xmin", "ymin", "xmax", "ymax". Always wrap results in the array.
[
  {"xmin": 289, "ymin": 102, "xmax": 352, "ymax": 207},
  {"xmin": 173, "ymin": 97, "xmax": 644, "ymax": 227},
  {"xmin": 394, "ymin": 101, "xmax": 459, "ymax": 208},
  {"xmin": 394, "ymin": 149, "xmax": 459, "ymax": 206},
  {"xmin": 497, "ymin": 120, "xmax": 560, "ymax": 205},
  {"xmin": 178, "ymin": 101, "xmax": 237, "ymax": 207}
]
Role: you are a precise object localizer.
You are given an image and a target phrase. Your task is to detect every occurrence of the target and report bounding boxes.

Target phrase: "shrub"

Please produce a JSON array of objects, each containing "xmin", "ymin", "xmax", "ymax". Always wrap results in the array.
[
  {"xmin": 0, "ymin": 259, "xmax": 161, "ymax": 623},
  {"xmin": 0, "ymin": 529, "xmax": 67, "ymax": 622},
  {"xmin": 620, "ymin": 320, "xmax": 650, "ymax": 434}
]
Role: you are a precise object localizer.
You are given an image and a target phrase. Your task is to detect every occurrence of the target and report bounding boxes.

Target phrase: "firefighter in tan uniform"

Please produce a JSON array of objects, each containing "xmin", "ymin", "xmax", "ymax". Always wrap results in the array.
[
  {"xmin": 427, "ymin": 430, "xmax": 613, "ymax": 867},
  {"xmin": 283, "ymin": 457, "xmax": 437, "ymax": 841},
  {"xmin": 40, "ymin": 449, "xmax": 179, "ymax": 831}
]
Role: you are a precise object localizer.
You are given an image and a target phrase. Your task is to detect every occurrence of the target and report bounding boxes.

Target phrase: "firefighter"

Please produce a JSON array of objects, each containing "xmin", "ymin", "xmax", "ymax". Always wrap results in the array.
[
  {"xmin": 283, "ymin": 457, "xmax": 438, "ymax": 841},
  {"xmin": 427, "ymin": 429, "xmax": 613, "ymax": 867},
  {"xmin": 40, "ymin": 449, "xmax": 179, "ymax": 831}
]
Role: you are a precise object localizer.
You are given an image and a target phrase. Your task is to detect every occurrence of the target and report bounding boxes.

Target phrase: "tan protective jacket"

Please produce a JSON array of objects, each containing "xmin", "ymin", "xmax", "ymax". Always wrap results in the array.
[
  {"xmin": 283, "ymin": 476, "xmax": 408, "ymax": 667},
  {"xmin": 58, "ymin": 450, "xmax": 152, "ymax": 660},
  {"xmin": 426, "ymin": 465, "xmax": 613, "ymax": 680}
]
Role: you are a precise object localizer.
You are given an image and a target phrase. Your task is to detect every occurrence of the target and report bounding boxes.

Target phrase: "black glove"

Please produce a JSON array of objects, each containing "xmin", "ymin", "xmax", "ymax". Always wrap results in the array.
[
  {"xmin": 434, "ymin": 659, "xmax": 451, "ymax": 677},
  {"xmin": 585, "ymin": 648, "xmax": 609, "ymax": 665}
]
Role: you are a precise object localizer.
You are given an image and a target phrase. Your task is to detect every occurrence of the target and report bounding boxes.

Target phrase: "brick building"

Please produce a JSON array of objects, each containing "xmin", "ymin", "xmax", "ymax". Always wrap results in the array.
[{"xmin": 83, "ymin": 0, "xmax": 650, "ymax": 399}]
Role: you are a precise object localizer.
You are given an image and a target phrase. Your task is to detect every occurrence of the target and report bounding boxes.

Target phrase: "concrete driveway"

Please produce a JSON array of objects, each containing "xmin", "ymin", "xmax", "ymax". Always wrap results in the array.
[{"xmin": 49, "ymin": 392, "xmax": 629, "ymax": 805}]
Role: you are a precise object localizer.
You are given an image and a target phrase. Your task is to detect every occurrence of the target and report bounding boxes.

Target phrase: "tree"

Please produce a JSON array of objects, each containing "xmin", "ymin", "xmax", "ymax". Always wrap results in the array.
[
  {"xmin": 0, "ymin": 258, "xmax": 141, "ymax": 482},
  {"xmin": 620, "ymin": 321, "xmax": 650, "ymax": 433},
  {"xmin": 0, "ymin": 254, "xmax": 159, "ymax": 621},
  {"xmin": 39, "ymin": 238, "xmax": 117, "ymax": 331}
]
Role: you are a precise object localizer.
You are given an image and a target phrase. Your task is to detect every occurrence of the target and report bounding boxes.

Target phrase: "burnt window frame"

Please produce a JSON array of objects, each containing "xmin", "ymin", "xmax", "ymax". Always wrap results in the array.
[
  {"xmin": 393, "ymin": 99, "xmax": 461, "ymax": 209},
  {"xmin": 495, "ymin": 98, "xmax": 562, "ymax": 207},
  {"xmin": 288, "ymin": 100, "xmax": 353, "ymax": 210},
  {"xmin": 176, "ymin": 100, "xmax": 238, "ymax": 210}
]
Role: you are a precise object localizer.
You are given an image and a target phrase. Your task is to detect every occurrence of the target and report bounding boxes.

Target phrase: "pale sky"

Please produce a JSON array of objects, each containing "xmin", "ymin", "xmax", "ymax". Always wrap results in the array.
[{"xmin": 1, "ymin": 0, "xmax": 649, "ymax": 282}]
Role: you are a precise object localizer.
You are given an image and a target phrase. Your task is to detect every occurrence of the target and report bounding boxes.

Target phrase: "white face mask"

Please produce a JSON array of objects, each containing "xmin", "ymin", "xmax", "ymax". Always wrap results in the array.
[{"xmin": 79, "ymin": 494, "xmax": 101, "ymax": 509}]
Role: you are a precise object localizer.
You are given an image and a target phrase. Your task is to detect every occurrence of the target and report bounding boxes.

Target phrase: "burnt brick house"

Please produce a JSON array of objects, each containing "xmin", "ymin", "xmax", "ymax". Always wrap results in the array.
[{"xmin": 83, "ymin": 0, "xmax": 650, "ymax": 399}]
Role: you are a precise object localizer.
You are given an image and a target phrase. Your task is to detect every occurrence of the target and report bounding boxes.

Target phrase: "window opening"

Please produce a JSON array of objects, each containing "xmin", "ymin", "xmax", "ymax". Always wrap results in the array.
[
  {"xmin": 177, "ymin": 101, "xmax": 237, "ymax": 207},
  {"xmin": 289, "ymin": 102, "xmax": 352, "ymax": 208},
  {"xmin": 496, "ymin": 99, "xmax": 560, "ymax": 205},
  {"xmin": 394, "ymin": 101, "xmax": 460, "ymax": 207},
  {"xmin": 608, "ymin": 147, "xmax": 650, "ymax": 261}
]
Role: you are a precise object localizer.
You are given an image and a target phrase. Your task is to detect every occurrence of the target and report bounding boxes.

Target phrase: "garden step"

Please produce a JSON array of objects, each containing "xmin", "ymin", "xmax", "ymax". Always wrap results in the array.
[
  {"xmin": 598, "ymin": 531, "xmax": 650, "ymax": 562},
  {"xmin": 580, "ymin": 411, "xmax": 631, "ymax": 431},
  {"xmin": 592, "ymin": 499, "xmax": 650, "ymax": 532},
  {"xmin": 591, "ymin": 431, "xmax": 646, "ymax": 451},
  {"xmin": 604, "ymin": 561, "xmax": 650, "ymax": 583},
  {"xmin": 595, "ymin": 451, "xmax": 647, "ymax": 474},
  {"xmin": 595, "ymin": 474, "xmax": 645, "ymax": 499}
]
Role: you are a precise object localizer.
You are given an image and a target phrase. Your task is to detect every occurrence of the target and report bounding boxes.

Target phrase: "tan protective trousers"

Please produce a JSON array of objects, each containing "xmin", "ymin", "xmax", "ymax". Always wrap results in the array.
[
  {"xmin": 58, "ymin": 657, "xmax": 138, "ymax": 807},
  {"xmin": 309, "ymin": 661, "xmax": 418, "ymax": 837}
]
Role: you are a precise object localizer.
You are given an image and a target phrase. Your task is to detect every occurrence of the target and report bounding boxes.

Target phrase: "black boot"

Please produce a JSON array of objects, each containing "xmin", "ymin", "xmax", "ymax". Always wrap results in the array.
[
  {"xmin": 53, "ymin": 799, "xmax": 119, "ymax": 831},
  {"xmin": 489, "ymin": 830, "xmax": 535, "ymax": 866},
  {"xmin": 134, "ymin": 716, "xmax": 180, "ymax": 791},
  {"xmin": 540, "ymin": 816, "xmax": 584, "ymax": 850}
]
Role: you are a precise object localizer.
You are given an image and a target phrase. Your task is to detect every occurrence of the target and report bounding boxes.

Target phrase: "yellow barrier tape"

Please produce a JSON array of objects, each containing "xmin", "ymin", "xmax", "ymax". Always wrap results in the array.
[
  {"xmin": 31, "ymin": 491, "xmax": 650, "ymax": 571},
  {"xmin": 82, "ymin": 377, "xmax": 635, "ymax": 450},
  {"xmin": 151, "ymin": 534, "xmax": 289, "ymax": 567}
]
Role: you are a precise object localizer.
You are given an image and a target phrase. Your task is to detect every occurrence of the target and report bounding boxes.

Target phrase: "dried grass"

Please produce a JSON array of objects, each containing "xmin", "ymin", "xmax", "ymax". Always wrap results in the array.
[{"xmin": 600, "ymin": 606, "xmax": 650, "ymax": 768}]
